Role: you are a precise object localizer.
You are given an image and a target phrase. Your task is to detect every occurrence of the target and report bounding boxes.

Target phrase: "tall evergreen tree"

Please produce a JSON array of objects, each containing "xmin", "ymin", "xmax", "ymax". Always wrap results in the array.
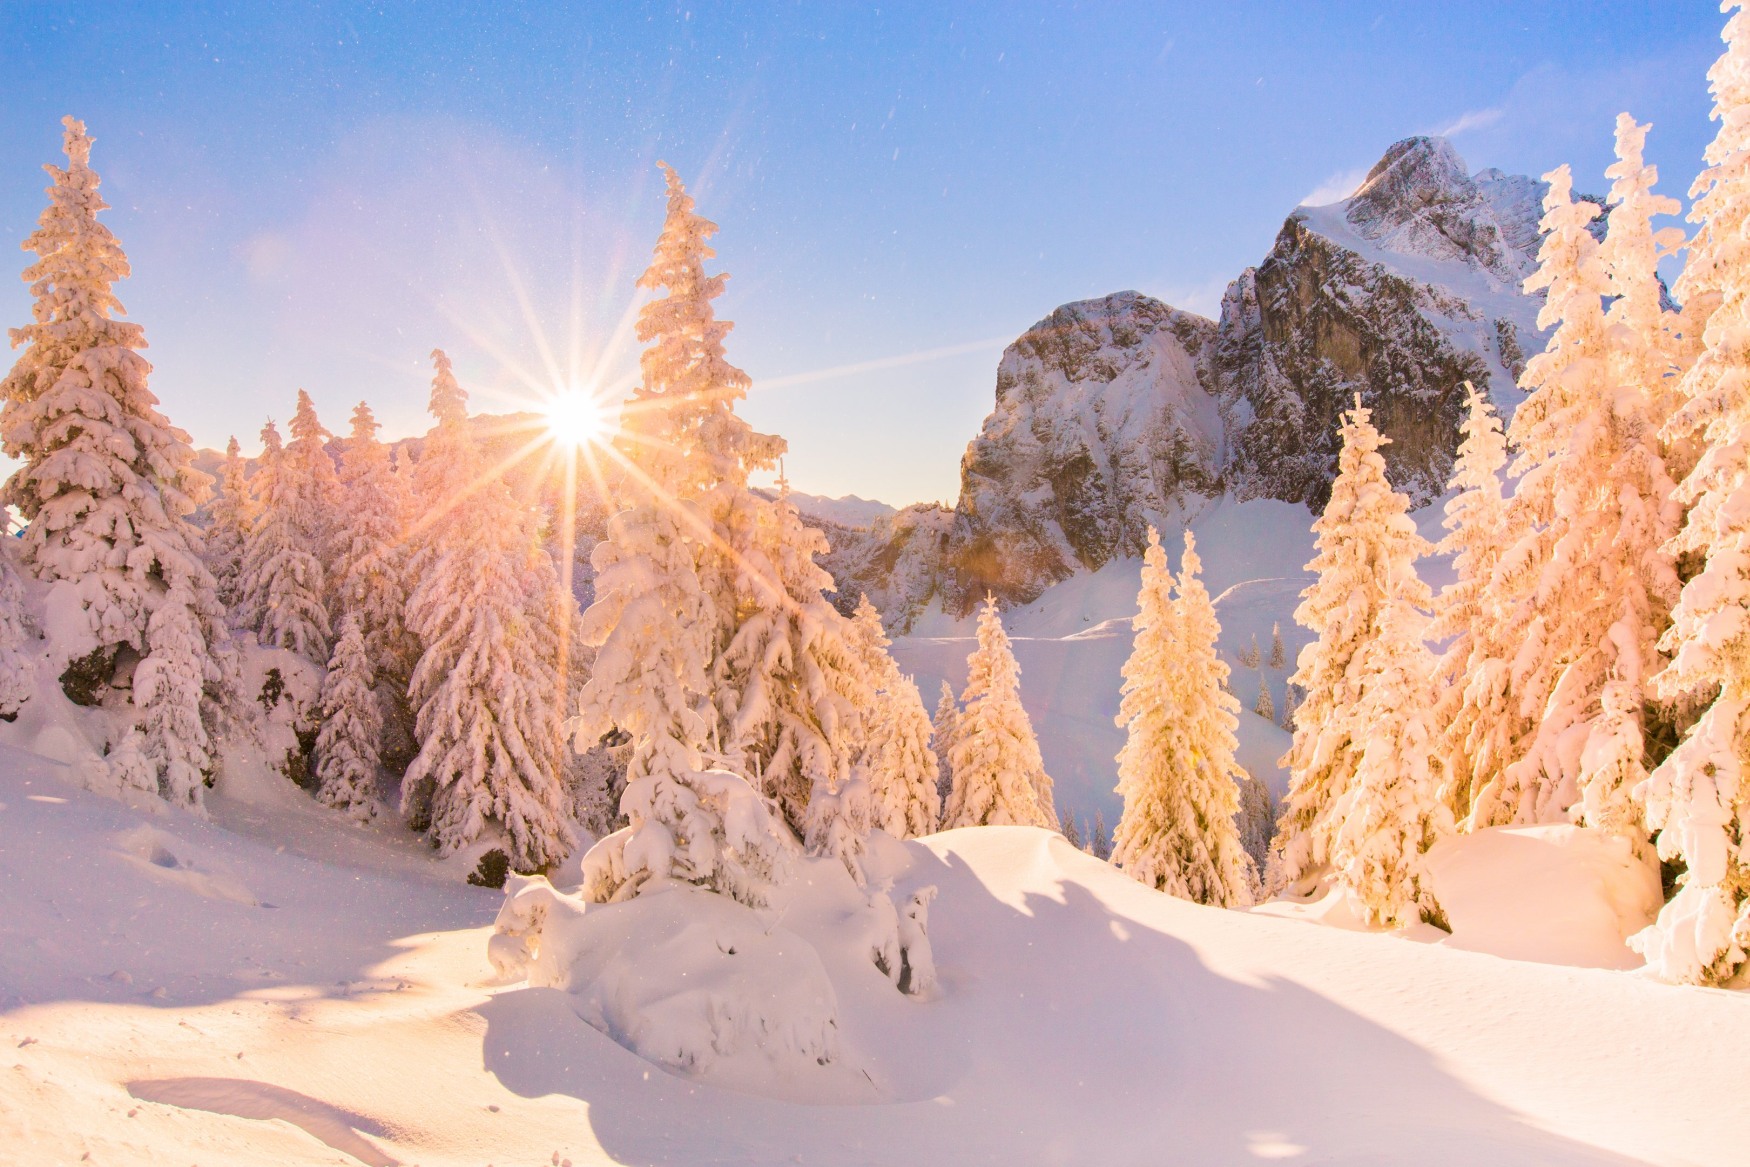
[
  {"xmin": 1432, "ymin": 383, "xmax": 1512, "ymax": 820},
  {"xmin": 1268, "ymin": 622, "xmax": 1287, "ymax": 671},
  {"xmin": 1272, "ymin": 400, "xmax": 1430, "ymax": 893},
  {"xmin": 0, "ymin": 117, "xmax": 226, "ymax": 717},
  {"xmin": 1633, "ymin": 4, "xmax": 1750, "ymax": 985},
  {"xmin": 237, "ymin": 421, "xmax": 330, "ymax": 660},
  {"xmin": 573, "ymin": 165, "xmax": 826, "ymax": 905},
  {"xmin": 314, "ymin": 612, "xmax": 382, "ymax": 821},
  {"xmin": 134, "ymin": 581, "xmax": 213, "ymax": 810},
  {"xmin": 1471, "ymin": 159, "xmax": 1682, "ymax": 837},
  {"xmin": 932, "ymin": 679, "xmax": 960, "ymax": 818},
  {"xmin": 944, "ymin": 597, "xmax": 1057, "ymax": 830},
  {"xmin": 403, "ymin": 351, "xmax": 574, "ymax": 869},
  {"xmin": 846, "ymin": 596, "xmax": 941, "ymax": 838},
  {"xmin": 205, "ymin": 436, "xmax": 251, "ymax": 616},
  {"xmin": 330, "ymin": 402, "xmax": 417, "ymax": 761},
  {"xmin": 1111, "ymin": 529, "xmax": 1256, "ymax": 906},
  {"xmin": 1331, "ymin": 576, "xmax": 1453, "ymax": 927}
]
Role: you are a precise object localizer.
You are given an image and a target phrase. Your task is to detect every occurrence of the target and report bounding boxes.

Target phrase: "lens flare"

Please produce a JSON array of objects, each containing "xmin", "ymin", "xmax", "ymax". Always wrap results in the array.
[{"xmin": 543, "ymin": 388, "xmax": 606, "ymax": 449}]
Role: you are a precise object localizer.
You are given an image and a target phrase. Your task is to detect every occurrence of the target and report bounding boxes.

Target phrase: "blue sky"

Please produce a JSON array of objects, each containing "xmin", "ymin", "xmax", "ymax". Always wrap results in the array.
[{"xmin": 0, "ymin": 3, "xmax": 1727, "ymax": 505}]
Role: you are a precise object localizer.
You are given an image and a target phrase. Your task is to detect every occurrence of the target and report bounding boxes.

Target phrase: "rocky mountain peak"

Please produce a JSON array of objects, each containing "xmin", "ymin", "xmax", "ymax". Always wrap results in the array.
[{"xmin": 1343, "ymin": 136, "xmax": 1533, "ymax": 283}]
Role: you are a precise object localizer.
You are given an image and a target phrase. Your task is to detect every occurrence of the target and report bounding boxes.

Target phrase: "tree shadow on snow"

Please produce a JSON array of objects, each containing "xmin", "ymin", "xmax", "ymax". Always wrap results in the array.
[{"xmin": 477, "ymin": 833, "xmax": 1655, "ymax": 1167}]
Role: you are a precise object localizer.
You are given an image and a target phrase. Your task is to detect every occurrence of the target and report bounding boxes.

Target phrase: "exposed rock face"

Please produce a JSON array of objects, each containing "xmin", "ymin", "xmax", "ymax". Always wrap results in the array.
[
  {"xmin": 952, "ymin": 293, "xmax": 1221, "ymax": 602},
  {"xmin": 1214, "ymin": 135, "xmax": 1551, "ymax": 510}
]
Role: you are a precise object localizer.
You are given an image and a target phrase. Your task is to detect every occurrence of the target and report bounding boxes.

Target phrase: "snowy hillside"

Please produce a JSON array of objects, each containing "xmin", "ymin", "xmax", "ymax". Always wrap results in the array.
[{"xmin": 5, "ymin": 755, "xmax": 1747, "ymax": 1166}]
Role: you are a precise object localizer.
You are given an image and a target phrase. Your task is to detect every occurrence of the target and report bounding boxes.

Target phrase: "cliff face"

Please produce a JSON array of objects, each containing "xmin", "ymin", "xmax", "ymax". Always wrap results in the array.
[
  {"xmin": 827, "ymin": 136, "xmax": 1584, "ymax": 629},
  {"xmin": 950, "ymin": 292, "xmax": 1222, "ymax": 603}
]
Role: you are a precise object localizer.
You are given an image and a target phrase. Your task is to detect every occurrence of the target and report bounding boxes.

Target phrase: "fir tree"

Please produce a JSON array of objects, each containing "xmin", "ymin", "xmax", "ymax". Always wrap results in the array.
[
  {"xmin": 1268, "ymin": 622, "xmax": 1287, "ymax": 671},
  {"xmin": 932, "ymin": 679, "xmax": 960, "ymax": 816},
  {"xmin": 1471, "ymin": 158, "xmax": 1682, "ymax": 837},
  {"xmin": 285, "ymin": 389, "xmax": 343, "ymax": 579},
  {"xmin": 1331, "ymin": 584, "xmax": 1454, "ymax": 927},
  {"xmin": 0, "ymin": 117, "xmax": 227, "ymax": 723},
  {"xmin": 134, "ymin": 582, "xmax": 212, "ymax": 810},
  {"xmin": 1272, "ymin": 400, "xmax": 1430, "ymax": 893},
  {"xmin": 0, "ymin": 541, "xmax": 35, "ymax": 720},
  {"xmin": 205, "ymin": 436, "xmax": 251, "ymax": 615},
  {"xmin": 846, "ymin": 596, "xmax": 941, "ymax": 838},
  {"xmin": 313, "ymin": 612, "xmax": 381, "ymax": 821},
  {"xmin": 1431, "ymin": 383, "xmax": 1512, "ymax": 820},
  {"xmin": 402, "ymin": 351, "xmax": 574, "ymax": 870},
  {"xmin": 1632, "ymin": 5, "xmax": 1750, "ymax": 984},
  {"xmin": 1111, "ymin": 529, "xmax": 1256, "ymax": 906},
  {"xmin": 573, "ymin": 165, "xmax": 827, "ymax": 904},
  {"xmin": 236, "ymin": 421, "xmax": 331, "ymax": 660},
  {"xmin": 1238, "ymin": 634, "xmax": 1261, "ymax": 669},
  {"xmin": 944, "ymin": 596, "xmax": 1057, "ymax": 830},
  {"xmin": 330, "ymin": 402, "xmax": 417, "ymax": 762},
  {"xmin": 1253, "ymin": 671, "xmax": 1275, "ymax": 722}
]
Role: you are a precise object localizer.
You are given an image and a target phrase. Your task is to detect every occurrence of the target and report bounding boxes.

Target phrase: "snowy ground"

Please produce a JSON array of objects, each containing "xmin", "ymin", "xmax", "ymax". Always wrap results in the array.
[{"xmin": 5, "ymin": 744, "xmax": 1749, "ymax": 1167}]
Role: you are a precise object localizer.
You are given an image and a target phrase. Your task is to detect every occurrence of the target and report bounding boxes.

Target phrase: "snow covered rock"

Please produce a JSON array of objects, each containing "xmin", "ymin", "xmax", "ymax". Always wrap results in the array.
[
  {"xmin": 492, "ymin": 876, "xmax": 843, "ymax": 1079},
  {"xmin": 1422, "ymin": 825, "xmax": 1661, "ymax": 969}
]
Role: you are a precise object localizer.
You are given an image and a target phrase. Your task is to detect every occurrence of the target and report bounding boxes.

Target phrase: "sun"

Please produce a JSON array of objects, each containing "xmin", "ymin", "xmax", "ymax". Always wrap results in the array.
[{"xmin": 543, "ymin": 388, "xmax": 607, "ymax": 449}]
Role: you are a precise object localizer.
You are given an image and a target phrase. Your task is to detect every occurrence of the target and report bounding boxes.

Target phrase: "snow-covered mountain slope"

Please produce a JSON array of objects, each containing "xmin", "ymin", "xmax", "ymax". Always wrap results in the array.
[
  {"xmin": 6, "ymin": 756, "xmax": 1747, "ymax": 1166},
  {"xmin": 892, "ymin": 496, "xmax": 1318, "ymax": 831},
  {"xmin": 763, "ymin": 489, "xmax": 898, "ymax": 530},
  {"xmin": 832, "ymin": 135, "xmax": 1564, "ymax": 626}
]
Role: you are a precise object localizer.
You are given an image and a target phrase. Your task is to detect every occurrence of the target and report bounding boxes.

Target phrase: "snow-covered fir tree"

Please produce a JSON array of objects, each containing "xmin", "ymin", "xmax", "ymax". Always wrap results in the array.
[
  {"xmin": 1632, "ymin": 8, "xmax": 1750, "ymax": 985},
  {"xmin": 313, "ymin": 612, "xmax": 381, "ymax": 821},
  {"xmin": 1470, "ymin": 157, "xmax": 1682, "ymax": 837},
  {"xmin": 943, "ymin": 596, "xmax": 1058, "ymax": 830},
  {"xmin": 236, "ymin": 421, "xmax": 331, "ymax": 661},
  {"xmin": 1269, "ymin": 622, "xmax": 1287, "ymax": 671},
  {"xmin": 285, "ymin": 389, "xmax": 343, "ymax": 573},
  {"xmin": 204, "ymin": 436, "xmax": 252, "ymax": 615},
  {"xmin": 932, "ymin": 679, "xmax": 960, "ymax": 815},
  {"xmin": 1253, "ymin": 671, "xmax": 1275, "ymax": 722},
  {"xmin": 1330, "ymin": 578, "xmax": 1454, "ymax": 927},
  {"xmin": 1431, "ymin": 383, "xmax": 1512, "ymax": 820},
  {"xmin": 1236, "ymin": 775, "xmax": 1275, "ymax": 882},
  {"xmin": 133, "ymin": 581, "xmax": 213, "ymax": 810},
  {"xmin": 1238, "ymin": 634, "xmax": 1260, "ymax": 669},
  {"xmin": 329, "ymin": 402, "xmax": 417, "ymax": 761},
  {"xmin": 0, "ymin": 541, "xmax": 35, "ymax": 720},
  {"xmin": 714, "ymin": 483, "xmax": 874, "ymax": 879},
  {"xmin": 1272, "ymin": 400, "xmax": 1430, "ymax": 894},
  {"xmin": 574, "ymin": 166, "xmax": 795, "ymax": 906},
  {"xmin": 845, "ymin": 596, "xmax": 941, "ymax": 839},
  {"xmin": 0, "ymin": 117, "xmax": 228, "ymax": 716},
  {"xmin": 402, "ymin": 351, "xmax": 574, "ymax": 870},
  {"xmin": 1111, "ymin": 528, "xmax": 1256, "ymax": 906}
]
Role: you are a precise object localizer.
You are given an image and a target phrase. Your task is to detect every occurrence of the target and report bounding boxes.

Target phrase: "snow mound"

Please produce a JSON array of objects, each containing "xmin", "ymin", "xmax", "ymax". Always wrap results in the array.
[
  {"xmin": 1424, "ymin": 825, "xmax": 1661, "ymax": 969},
  {"xmin": 114, "ymin": 825, "xmax": 261, "ymax": 907}
]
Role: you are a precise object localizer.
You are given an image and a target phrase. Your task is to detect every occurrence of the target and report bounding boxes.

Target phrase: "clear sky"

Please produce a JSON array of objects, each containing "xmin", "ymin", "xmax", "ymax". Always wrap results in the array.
[{"xmin": 0, "ymin": 2, "xmax": 1727, "ymax": 506}]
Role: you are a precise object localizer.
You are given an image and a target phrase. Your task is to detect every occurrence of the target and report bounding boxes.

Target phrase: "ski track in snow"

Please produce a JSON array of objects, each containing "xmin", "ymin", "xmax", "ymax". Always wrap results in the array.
[{"xmin": 4, "ymin": 754, "xmax": 1750, "ymax": 1165}]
